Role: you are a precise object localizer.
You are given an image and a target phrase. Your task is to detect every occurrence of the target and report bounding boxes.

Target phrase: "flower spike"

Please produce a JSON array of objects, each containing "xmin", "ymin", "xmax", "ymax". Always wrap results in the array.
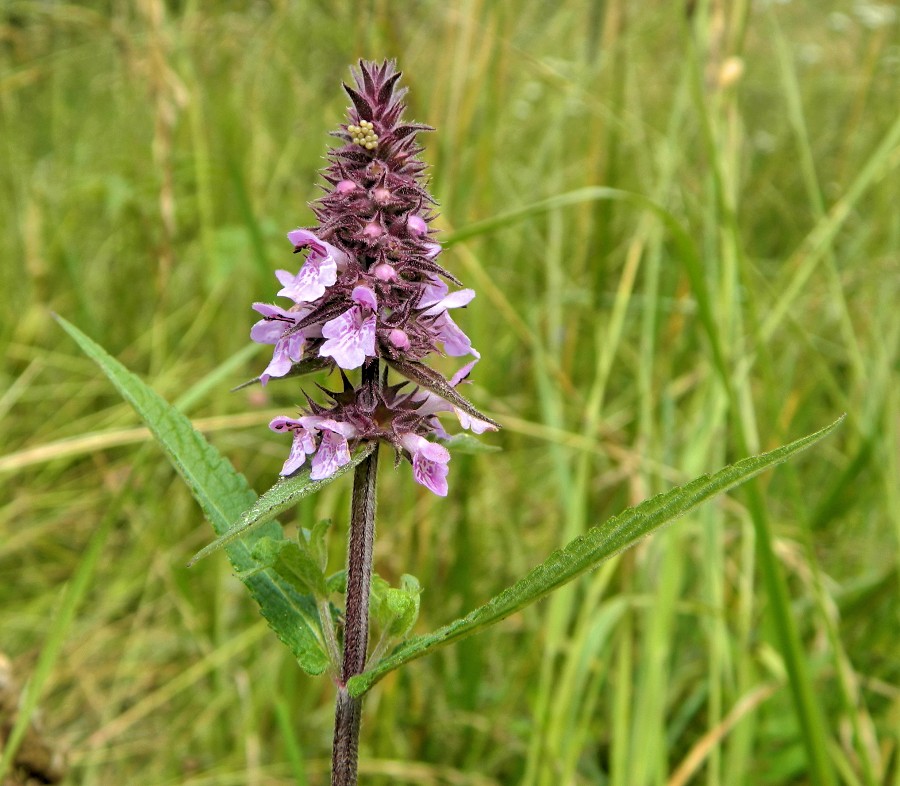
[{"xmin": 249, "ymin": 60, "xmax": 498, "ymax": 495}]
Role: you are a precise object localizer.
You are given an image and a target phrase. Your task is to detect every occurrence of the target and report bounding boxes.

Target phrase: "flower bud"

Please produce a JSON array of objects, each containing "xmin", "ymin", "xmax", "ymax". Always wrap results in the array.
[
  {"xmin": 363, "ymin": 222, "xmax": 383, "ymax": 239},
  {"xmin": 389, "ymin": 329, "xmax": 411, "ymax": 350},
  {"xmin": 406, "ymin": 214, "xmax": 428, "ymax": 237},
  {"xmin": 373, "ymin": 263, "xmax": 398, "ymax": 282},
  {"xmin": 335, "ymin": 179, "xmax": 357, "ymax": 194},
  {"xmin": 372, "ymin": 187, "xmax": 392, "ymax": 205}
]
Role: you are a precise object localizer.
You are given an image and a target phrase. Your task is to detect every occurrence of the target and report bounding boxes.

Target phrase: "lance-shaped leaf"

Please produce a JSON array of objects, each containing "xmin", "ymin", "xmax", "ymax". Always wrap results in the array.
[
  {"xmin": 347, "ymin": 416, "xmax": 844, "ymax": 697},
  {"xmin": 56, "ymin": 315, "xmax": 331, "ymax": 676},
  {"xmin": 189, "ymin": 441, "xmax": 376, "ymax": 565},
  {"xmin": 387, "ymin": 357, "xmax": 500, "ymax": 429}
]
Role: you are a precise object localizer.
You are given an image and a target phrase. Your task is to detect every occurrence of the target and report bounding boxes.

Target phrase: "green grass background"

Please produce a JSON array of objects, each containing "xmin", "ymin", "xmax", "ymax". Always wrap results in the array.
[{"xmin": 1, "ymin": 1, "xmax": 898, "ymax": 784}]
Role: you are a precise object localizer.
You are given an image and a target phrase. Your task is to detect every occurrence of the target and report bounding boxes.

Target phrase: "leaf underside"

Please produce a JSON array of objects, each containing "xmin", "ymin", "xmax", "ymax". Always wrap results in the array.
[{"xmin": 346, "ymin": 415, "xmax": 843, "ymax": 696}]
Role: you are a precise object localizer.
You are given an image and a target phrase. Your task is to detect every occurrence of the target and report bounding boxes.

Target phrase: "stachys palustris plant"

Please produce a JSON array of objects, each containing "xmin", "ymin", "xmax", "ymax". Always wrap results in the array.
[{"xmin": 248, "ymin": 59, "xmax": 498, "ymax": 785}]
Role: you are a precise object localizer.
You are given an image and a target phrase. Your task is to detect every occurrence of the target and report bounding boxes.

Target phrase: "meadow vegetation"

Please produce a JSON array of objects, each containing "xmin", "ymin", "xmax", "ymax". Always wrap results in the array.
[{"xmin": 1, "ymin": 1, "xmax": 898, "ymax": 784}]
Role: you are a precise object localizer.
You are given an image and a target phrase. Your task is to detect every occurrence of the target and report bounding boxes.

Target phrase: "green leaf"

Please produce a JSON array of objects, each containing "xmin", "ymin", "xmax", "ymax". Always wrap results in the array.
[
  {"xmin": 369, "ymin": 574, "xmax": 422, "ymax": 641},
  {"xmin": 368, "ymin": 575, "xmax": 393, "ymax": 630},
  {"xmin": 251, "ymin": 536, "xmax": 328, "ymax": 598},
  {"xmin": 386, "ymin": 574, "xmax": 422, "ymax": 638},
  {"xmin": 347, "ymin": 417, "xmax": 844, "ymax": 697},
  {"xmin": 55, "ymin": 315, "xmax": 330, "ymax": 676},
  {"xmin": 326, "ymin": 570, "xmax": 347, "ymax": 595},
  {"xmin": 444, "ymin": 433, "xmax": 503, "ymax": 454},
  {"xmin": 230, "ymin": 355, "xmax": 333, "ymax": 392},
  {"xmin": 188, "ymin": 443, "xmax": 376, "ymax": 565},
  {"xmin": 306, "ymin": 519, "xmax": 332, "ymax": 572}
]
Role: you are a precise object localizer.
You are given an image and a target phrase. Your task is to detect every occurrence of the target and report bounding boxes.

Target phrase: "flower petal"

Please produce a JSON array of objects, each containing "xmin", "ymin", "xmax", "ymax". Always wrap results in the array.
[
  {"xmin": 318, "ymin": 419, "xmax": 360, "ymax": 439},
  {"xmin": 250, "ymin": 318, "xmax": 287, "ymax": 345},
  {"xmin": 276, "ymin": 255, "xmax": 337, "ymax": 303},
  {"xmin": 269, "ymin": 416, "xmax": 304, "ymax": 432},
  {"xmin": 421, "ymin": 288, "xmax": 475, "ymax": 317},
  {"xmin": 454, "ymin": 409, "xmax": 498, "ymax": 434},
  {"xmin": 252, "ymin": 302, "xmax": 296, "ymax": 319},
  {"xmin": 351, "ymin": 285, "xmax": 378, "ymax": 310},
  {"xmin": 434, "ymin": 312, "xmax": 474, "ymax": 357},
  {"xmin": 319, "ymin": 307, "xmax": 377, "ymax": 369},
  {"xmin": 400, "ymin": 434, "xmax": 450, "ymax": 497},
  {"xmin": 261, "ymin": 337, "xmax": 295, "ymax": 381},
  {"xmin": 310, "ymin": 429, "xmax": 351, "ymax": 480},
  {"xmin": 281, "ymin": 429, "xmax": 315, "ymax": 475},
  {"xmin": 449, "ymin": 359, "xmax": 479, "ymax": 387},
  {"xmin": 417, "ymin": 278, "xmax": 448, "ymax": 310},
  {"xmin": 287, "ymin": 229, "xmax": 350, "ymax": 271}
]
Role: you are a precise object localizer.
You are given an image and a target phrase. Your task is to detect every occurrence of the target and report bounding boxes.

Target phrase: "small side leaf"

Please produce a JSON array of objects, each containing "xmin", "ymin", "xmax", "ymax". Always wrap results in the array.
[
  {"xmin": 386, "ymin": 574, "xmax": 422, "ymax": 639},
  {"xmin": 189, "ymin": 442, "xmax": 376, "ymax": 565},
  {"xmin": 56, "ymin": 315, "xmax": 330, "ymax": 676},
  {"xmin": 251, "ymin": 537, "xmax": 328, "ymax": 598},
  {"xmin": 369, "ymin": 574, "xmax": 422, "ymax": 641},
  {"xmin": 326, "ymin": 570, "xmax": 347, "ymax": 595},
  {"xmin": 444, "ymin": 433, "xmax": 503, "ymax": 454},
  {"xmin": 347, "ymin": 416, "xmax": 844, "ymax": 697},
  {"xmin": 306, "ymin": 519, "xmax": 332, "ymax": 572}
]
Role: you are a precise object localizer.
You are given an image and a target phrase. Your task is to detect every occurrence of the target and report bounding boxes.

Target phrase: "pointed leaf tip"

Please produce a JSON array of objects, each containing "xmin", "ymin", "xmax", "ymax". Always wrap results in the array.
[{"xmin": 387, "ymin": 358, "xmax": 501, "ymax": 430}]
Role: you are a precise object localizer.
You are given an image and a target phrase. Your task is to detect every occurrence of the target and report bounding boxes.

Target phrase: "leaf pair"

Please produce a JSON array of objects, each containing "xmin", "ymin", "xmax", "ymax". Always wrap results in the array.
[{"xmin": 57, "ymin": 315, "xmax": 843, "ymax": 695}]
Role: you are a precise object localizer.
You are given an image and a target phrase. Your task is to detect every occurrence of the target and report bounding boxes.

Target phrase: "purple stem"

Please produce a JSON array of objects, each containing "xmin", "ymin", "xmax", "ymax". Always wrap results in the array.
[{"xmin": 331, "ymin": 360, "xmax": 380, "ymax": 786}]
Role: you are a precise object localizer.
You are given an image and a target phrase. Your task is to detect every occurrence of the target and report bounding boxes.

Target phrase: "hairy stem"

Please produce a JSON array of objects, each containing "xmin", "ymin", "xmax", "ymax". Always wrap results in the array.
[{"xmin": 331, "ymin": 360, "xmax": 380, "ymax": 786}]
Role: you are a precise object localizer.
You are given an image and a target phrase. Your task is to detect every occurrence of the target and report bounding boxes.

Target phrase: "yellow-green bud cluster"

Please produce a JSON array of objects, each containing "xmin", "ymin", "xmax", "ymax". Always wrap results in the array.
[{"xmin": 348, "ymin": 120, "xmax": 379, "ymax": 150}]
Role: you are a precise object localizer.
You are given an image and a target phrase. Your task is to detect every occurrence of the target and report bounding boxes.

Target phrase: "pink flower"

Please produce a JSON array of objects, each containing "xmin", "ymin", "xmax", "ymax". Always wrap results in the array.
[
  {"xmin": 251, "ymin": 303, "xmax": 312, "ymax": 384},
  {"xmin": 417, "ymin": 279, "xmax": 475, "ymax": 315},
  {"xmin": 318, "ymin": 286, "xmax": 378, "ymax": 370},
  {"xmin": 413, "ymin": 359, "xmax": 498, "ymax": 435},
  {"xmin": 417, "ymin": 278, "xmax": 478, "ymax": 358},
  {"xmin": 400, "ymin": 433, "xmax": 450, "ymax": 496},
  {"xmin": 250, "ymin": 61, "xmax": 499, "ymax": 498},
  {"xmin": 278, "ymin": 230, "xmax": 349, "ymax": 303},
  {"xmin": 269, "ymin": 415, "xmax": 360, "ymax": 480},
  {"xmin": 309, "ymin": 419, "xmax": 358, "ymax": 480},
  {"xmin": 269, "ymin": 416, "xmax": 317, "ymax": 475}
]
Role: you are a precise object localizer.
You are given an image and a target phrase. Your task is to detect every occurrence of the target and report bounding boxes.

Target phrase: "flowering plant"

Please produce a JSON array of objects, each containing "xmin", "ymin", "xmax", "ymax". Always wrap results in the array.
[{"xmin": 56, "ymin": 57, "xmax": 842, "ymax": 786}]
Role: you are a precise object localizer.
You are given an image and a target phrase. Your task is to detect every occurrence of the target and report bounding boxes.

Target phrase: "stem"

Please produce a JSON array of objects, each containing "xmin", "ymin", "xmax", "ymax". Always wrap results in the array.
[{"xmin": 331, "ymin": 361, "xmax": 380, "ymax": 786}]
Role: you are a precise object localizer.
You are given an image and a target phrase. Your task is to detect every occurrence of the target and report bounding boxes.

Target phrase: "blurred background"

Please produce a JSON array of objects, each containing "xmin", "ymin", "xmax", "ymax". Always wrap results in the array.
[{"xmin": 1, "ymin": 1, "xmax": 898, "ymax": 784}]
